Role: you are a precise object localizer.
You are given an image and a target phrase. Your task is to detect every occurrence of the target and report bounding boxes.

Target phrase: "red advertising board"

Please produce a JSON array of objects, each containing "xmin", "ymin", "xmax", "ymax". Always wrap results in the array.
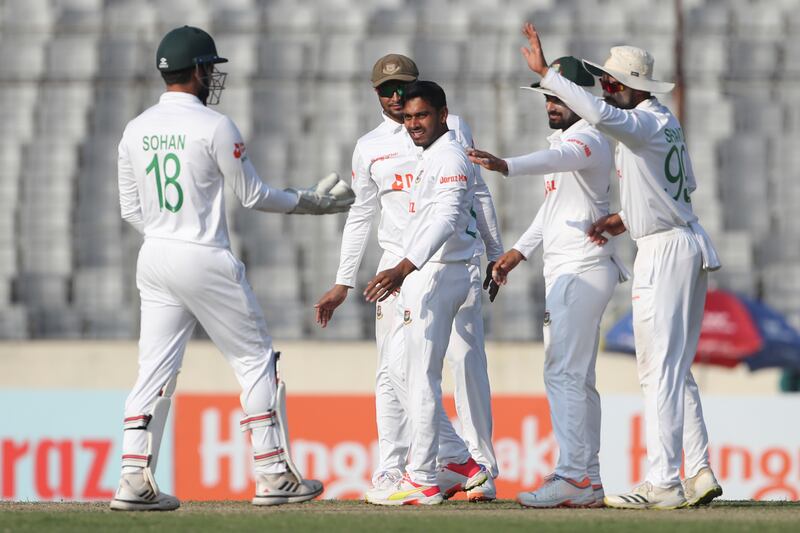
[{"xmin": 174, "ymin": 395, "xmax": 556, "ymax": 500}]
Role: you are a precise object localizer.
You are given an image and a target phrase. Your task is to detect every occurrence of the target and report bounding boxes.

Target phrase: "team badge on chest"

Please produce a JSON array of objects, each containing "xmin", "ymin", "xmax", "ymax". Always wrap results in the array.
[
  {"xmin": 376, "ymin": 305, "xmax": 383, "ymax": 320},
  {"xmin": 543, "ymin": 310, "xmax": 551, "ymax": 327},
  {"xmin": 403, "ymin": 309, "xmax": 412, "ymax": 325}
]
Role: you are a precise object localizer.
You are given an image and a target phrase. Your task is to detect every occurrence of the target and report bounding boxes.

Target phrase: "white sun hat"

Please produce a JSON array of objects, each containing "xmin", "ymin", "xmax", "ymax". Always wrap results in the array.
[{"xmin": 582, "ymin": 45, "xmax": 675, "ymax": 93}]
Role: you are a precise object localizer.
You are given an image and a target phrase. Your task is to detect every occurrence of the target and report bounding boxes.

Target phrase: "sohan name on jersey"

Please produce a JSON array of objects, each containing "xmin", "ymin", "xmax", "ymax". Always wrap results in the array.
[
  {"xmin": 143, "ymin": 134, "xmax": 186, "ymax": 152},
  {"xmin": 663, "ymin": 127, "xmax": 684, "ymax": 144}
]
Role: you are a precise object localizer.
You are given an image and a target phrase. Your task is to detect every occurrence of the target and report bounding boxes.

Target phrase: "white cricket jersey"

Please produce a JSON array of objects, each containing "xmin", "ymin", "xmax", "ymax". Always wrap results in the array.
[
  {"xmin": 334, "ymin": 113, "xmax": 502, "ymax": 287},
  {"xmin": 505, "ymin": 119, "xmax": 625, "ymax": 282},
  {"xmin": 404, "ymin": 130, "xmax": 479, "ymax": 268},
  {"xmin": 118, "ymin": 91, "xmax": 298, "ymax": 248},
  {"xmin": 540, "ymin": 69, "xmax": 720, "ymax": 269}
]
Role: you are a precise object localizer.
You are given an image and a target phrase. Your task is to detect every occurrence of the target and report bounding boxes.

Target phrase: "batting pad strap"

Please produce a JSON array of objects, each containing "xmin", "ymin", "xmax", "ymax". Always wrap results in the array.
[
  {"xmin": 240, "ymin": 411, "xmax": 276, "ymax": 432},
  {"xmin": 121, "ymin": 453, "xmax": 150, "ymax": 468},
  {"xmin": 123, "ymin": 414, "xmax": 151, "ymax": 430},
  {"xmin": 253, "ymin": 448, "xmax": 287, "ymax": 467}
]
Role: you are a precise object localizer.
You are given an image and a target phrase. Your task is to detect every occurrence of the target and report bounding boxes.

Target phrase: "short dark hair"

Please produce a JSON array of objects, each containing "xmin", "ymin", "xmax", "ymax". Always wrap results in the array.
[
  {"xmin": 161, "ymin": 66, "xmax": 194, "ymax": 85},
  {"xmin": 403, "ymin": 80, "xmax": 447, "ymax": 110}
]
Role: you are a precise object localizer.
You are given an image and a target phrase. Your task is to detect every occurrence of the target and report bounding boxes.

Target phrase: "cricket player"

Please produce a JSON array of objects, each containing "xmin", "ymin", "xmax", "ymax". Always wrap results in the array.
[
  {"xmin": 519, "ymin": 23, "xmax": 723, "ymax": 509},
  {"xmin": 315, "ymin": 55, "xmax": 501, "ymax": 501},
  {"xmin": 112, "ymin": 26, "xmax": 351, "ymax": 510},
  {"xmin": 468, "ymin": 56, "xmax": 629, "ymax": 508},
  {"xmin": 360, "ymin": 80, "xmax": 488, "ymax": 505}
]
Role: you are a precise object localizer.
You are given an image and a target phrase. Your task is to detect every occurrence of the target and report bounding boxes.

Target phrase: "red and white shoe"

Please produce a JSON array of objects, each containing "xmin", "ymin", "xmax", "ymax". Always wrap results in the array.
[
  {"xmin": 517, "ymin": 474, "xmax": 595, "ymax": 508},
  {"xmin": 366, "ymin": 473, "xmax": 443, "ymax": 506},
  {"xmin": 467, "ymin": 475, "xmax": 496, "ymax": 502},
  {"xmin": 437, "ymin": 457, "xmax": 489, "ymax": 499},
  {"xmin": 588, "ymin": 483, "xmax": 605, "ymax": 508}
]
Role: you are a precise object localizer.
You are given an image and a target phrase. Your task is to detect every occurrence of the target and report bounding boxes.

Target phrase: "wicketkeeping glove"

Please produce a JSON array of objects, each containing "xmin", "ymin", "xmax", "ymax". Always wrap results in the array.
[{"xmin": 286, "ymin": 172, "xmax": 355, "ymax": 215}]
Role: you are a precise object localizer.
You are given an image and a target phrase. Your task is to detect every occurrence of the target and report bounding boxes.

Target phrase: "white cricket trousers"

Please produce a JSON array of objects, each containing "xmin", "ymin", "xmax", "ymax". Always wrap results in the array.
[
  {"xmin": 400, "ymin": 261, "xmax": 477, "ymax": 486},
  {"xmin": 633, "ymin": 228, "xmax": 711, "ymax": 488},
  {"xmin": 122, "ymin": 238, "xmax": 283, "ymax": 474},
  {"xmin": 544, "ymin": 260, "xmax": 618, "ymax": 484},
  {"xmin": 374, "ymin": 254, "xmax": 497, "ymax": 480}
]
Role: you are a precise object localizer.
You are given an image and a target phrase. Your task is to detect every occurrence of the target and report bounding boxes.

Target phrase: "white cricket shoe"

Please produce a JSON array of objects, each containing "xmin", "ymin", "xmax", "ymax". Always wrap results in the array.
[
  {"xmin": 437, "ymin": 457, "xmax": 488, "ymax": 499},
  {"xmin": 467, "ymin": 475, "xmax": 496, "ymax": 502},
  {"xmin": 588, "ymin": 483, "xmax": 605, "ymax": 508},
  {"xmin": 604, "ymin": 481, "xmax": 687, "ymax": 510},
  {"xmin": 683, "ymin": 467, "xmax": 722, "ymax": 507},
  {"xmin": 252, "ymin": 471, "xmax": 324, "ymax": 506},
  {"xmin": 365, "ymin": 468, "xmax": 403, "ymax": 502},
  {"xmin": 366, "ymin": 473, "xmax": 443, "ymax": 506},
  {"xmin": 517, "ymin": 474, "xmax": 594, "ymax": 508},
  {"xmin": 110, "ymin": 470, "xmax": 179, "ymax": 511}
]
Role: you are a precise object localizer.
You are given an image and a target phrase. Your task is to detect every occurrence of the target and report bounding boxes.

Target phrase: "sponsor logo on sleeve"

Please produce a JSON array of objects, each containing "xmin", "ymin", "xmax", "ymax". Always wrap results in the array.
[
  {"xmin": 566, "ymin": 138, "xmax": 592, "ymax": 157},
  {"xmin": 233, "ymin": 142, "xmax": 247, "ymax": 159},
  {"xmin": 370, "ymin": 152, "xmax": 398, "ymax": 165}
]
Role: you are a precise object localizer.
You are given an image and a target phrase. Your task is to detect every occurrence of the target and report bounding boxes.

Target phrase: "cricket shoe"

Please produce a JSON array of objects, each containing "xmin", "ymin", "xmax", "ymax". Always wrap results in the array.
[
  {"xmin": 588, "ymin": 484, "xmax": 606, "ymax": 508},
  {"xmin": 364, "ymin": 468, "xmax": 403, "ymax": 502},
  {"xmin": 467, "ymin": 475, "xmax": 496, "ymax": 502},
  {"xmin": 683, "ymin": 467, "xmax": 723, "ymax": 507},
  {"xmin": 517, "ymin": 474, "xmax": 594, "ymax": 508},
  {"xmin": 252, "ymin": 471, "xmax": 324, "ymax": 506},
  {"xmin": 366, "ymin": 473, "xmax": 443, "ymax": 506},
  {"xmin": 437, "ymin": 457, "xmax": 489, "ymax": 499},
  {"xmin": 604, "ymin": 481, "xmax": 687, "ymax": 510},
  {"xmin": 110, "ymin": 469, "xmax": 179, "ymax": 511}
]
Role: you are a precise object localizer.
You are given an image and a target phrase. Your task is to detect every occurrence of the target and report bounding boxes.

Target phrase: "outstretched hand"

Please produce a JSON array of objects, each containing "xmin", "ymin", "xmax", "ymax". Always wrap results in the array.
[
  {"xmin": 468, "ymin": 148, "xmax": 509, "ymax": 176},
  {"xmin": 521, "ymin": 22, "xmax": 549, "ymax": 77}
]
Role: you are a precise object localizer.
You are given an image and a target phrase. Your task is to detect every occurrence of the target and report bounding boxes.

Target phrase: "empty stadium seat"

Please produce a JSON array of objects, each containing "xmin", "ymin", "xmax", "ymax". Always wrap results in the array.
[
  {"xmin": 0, "ymin": 35, "xmax": 48, "ymax": 81},
  {"xmin": 0, "ymin": 306, "xmax": 29, "ymax": 339}
]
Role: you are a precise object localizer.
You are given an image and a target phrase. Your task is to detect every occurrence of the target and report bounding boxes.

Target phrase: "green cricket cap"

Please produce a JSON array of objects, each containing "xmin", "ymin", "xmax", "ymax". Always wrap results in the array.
[{"xmin": 156, "ymin": 26, "xmax": 228, "ymax": 73}]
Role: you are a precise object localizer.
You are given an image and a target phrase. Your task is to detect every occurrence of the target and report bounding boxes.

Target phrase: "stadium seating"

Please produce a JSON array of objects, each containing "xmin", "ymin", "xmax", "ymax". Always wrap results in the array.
[{"xmin": 0, "ymin": 0, "xmax": 795, "ymax": 339}]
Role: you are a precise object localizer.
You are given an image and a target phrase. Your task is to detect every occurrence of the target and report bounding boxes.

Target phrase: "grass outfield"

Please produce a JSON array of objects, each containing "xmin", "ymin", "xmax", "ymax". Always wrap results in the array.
[{"xmin": 3, "ymin": 500, "xmax": 800, "ymax": 532}]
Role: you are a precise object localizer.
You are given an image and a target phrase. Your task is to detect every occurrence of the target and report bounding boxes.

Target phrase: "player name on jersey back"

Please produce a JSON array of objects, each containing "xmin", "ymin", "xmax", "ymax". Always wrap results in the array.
[{"xmin": 142, "ymin": 134, "xmax": 187, "ymax": 152}]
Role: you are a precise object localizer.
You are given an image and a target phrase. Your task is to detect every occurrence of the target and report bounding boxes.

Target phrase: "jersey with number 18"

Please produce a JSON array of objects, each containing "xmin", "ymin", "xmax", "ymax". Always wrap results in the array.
[{"xmin": 118, "ymin": 91, "xmax": 296, "ymax": 248}]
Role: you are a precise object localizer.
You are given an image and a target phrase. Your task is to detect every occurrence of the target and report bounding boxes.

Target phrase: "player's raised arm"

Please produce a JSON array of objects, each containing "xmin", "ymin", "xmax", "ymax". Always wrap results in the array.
[{"xmin": 523, "ymin": 22, "xmax": 665, "ymax": 148}]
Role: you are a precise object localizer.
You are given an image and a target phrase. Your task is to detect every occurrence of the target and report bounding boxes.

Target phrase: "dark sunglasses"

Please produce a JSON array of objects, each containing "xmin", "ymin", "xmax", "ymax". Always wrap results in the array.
[
  {"xmin": 600, "ymin": 78, "xmax": 625, "ymax": 94},
  {"xmin": 377, "ymin": 82, "xmax": 406, "ymax": 98}
]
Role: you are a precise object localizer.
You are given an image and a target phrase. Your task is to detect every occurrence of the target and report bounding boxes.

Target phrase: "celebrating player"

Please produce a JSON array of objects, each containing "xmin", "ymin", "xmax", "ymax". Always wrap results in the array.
[
  {"xmin": 519, "ymin": 23, "xmax": 723, "ymax": 509},
  {"xmin": 315, "ymin": 55, "xmax": 502, "ymax": 501},
  {"xmin": 468, "ymin": 56, "xmax": 629, "ymax": 508},
  {"xmin": 362, "ymin": 81, "xmax": 490, "ymax": 505},
  {"xmin": 112, "ymin": 26, "xmax": 352, "ymax": 511}
]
